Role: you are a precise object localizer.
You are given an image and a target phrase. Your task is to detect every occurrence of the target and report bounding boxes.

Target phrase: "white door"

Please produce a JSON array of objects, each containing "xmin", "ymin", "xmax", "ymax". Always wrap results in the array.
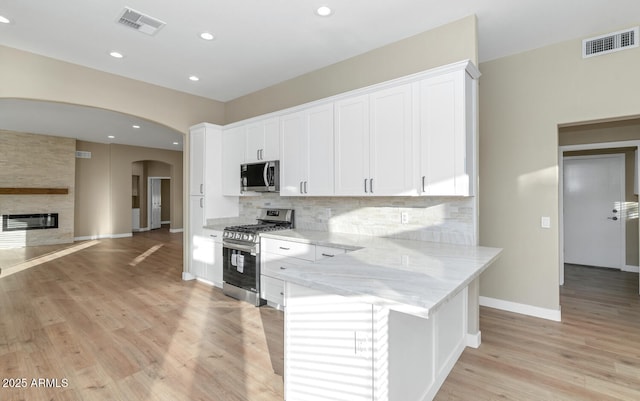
[
  {"xmin": 150, "ymin": 178, "xmax": 162, "ymax": 230},
  {"xmin": 563, "ymin": 155, "xmax": 625, "ymax": 269}
]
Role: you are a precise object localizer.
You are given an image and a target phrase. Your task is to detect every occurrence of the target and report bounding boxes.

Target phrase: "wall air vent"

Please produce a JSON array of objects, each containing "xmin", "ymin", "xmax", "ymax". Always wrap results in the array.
[
  {"xmin": 117, "ymin": 7, "xmax": 166, "ymax": 36},
  {"xmin": 75, "ymin": 151, "xmax": 92, "ymax": 159},
  {"xmin": 583, "ymin": 27, "xmax": 638, "ymax": 58}
]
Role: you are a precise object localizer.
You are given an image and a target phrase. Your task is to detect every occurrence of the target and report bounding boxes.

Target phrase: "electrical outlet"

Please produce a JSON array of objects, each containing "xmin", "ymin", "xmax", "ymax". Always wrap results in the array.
[
  {"xmin": 325, "ymin": 208, "xmax": 332, "ymax": 219},
  {"xmin": 401, "ymin": 212, "xmax": 409, "ymax": 224}
]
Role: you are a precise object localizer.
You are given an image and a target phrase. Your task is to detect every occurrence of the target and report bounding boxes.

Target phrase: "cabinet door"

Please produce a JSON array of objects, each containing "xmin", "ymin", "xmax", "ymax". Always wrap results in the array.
[
  {"xmin": 285, "ymin": 283, "xmax": 374, "ymax": 401},
  {"xmin": 210, "ymin": 234, "xmax": 223, "ymax": 286},
  {"xmin": 306, "ymin": 103, "xmax": 334, "ymax": 196},
  {"xmin": 189, "ymin": 127, "xmax": 205, "ymax": 195},
  {"xmin": 419, "ymin": 71, "xmax": 471, "ymax": 196},
  {"xmin": 280, "ymin": 111, "xmax": 307, "ymax": 196},
  {"xmin": 189, "ymin": 196, "xmax": 207, "ymax": 278},
  {"xmin": 263, "ymin": 117, "xmax": 280, "ymax": 161},
  {"xmin": 369, "ymin": 84, "xmax": 415, "ymax": 196},
  {"xmin": 245, "ymin": 121, "xmax": 264, "ymax": 163},
  {"xmin": 222, "ymin": 127, "xmax": 245, "ymax": 196},
  {"xmin": 245, "ymin": 118, "xmax": 280, "ymax": 162},
  {"xmin": 334, "ymin": 94, "xmax": 370, "ymax": 196}
]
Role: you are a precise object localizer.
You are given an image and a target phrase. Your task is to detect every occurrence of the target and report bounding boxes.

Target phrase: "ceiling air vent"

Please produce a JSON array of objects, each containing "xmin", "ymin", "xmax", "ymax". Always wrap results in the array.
[
  {"xmin": 117, "ymin": 7, "xmax": 166, "ymax": 36},
  {"xmin": 75, "ymin": 151, "xmax": 92, "ymax": 159},
  {"xmin": 583, "ymin": 27, "xmax": 638, "ymax": 58}
]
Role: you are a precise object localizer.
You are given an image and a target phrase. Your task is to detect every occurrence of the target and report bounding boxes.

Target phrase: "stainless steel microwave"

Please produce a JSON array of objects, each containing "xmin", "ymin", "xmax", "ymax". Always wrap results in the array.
[{"xmin": 241, "ymin": 160, "xmax": 279, "ymax": 192}]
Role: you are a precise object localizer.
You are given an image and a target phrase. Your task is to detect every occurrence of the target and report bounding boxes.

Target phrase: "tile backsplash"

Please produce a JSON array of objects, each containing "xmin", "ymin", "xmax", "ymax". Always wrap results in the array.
[{"xmin": 239, "ymin": 194, "xmax": 476, "ymax": 245}]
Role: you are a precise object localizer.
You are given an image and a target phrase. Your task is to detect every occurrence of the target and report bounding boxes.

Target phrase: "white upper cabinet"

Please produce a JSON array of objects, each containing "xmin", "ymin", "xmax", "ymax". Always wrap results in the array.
[
  {"xmin": 280, "ymin": 103, "xmax": 334, "ymax": 196},
  {"xmin": 245, "ymin": 117, "xmax": 280, "ymax": 162},
  {"xmin": 418, "ymin": 69, "xmax": 475, "ymax": 196},
  {"xmin": 335, "ymin": 84, "xmax": 415, "ymax": 196},
  {"xmin": 189, "ymin": 126, "xmax": 206, "ymax": 196},
  {"xmin": 222, "ymin": 126, "xmax": 246, "ymax": 196}
]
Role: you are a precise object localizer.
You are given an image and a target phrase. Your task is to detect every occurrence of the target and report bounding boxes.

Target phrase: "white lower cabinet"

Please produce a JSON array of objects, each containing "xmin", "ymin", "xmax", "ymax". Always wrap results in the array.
[
  {"xmin": 191, "ymin": 227, "xmax": 224, "ymax": 287},
  {"xmin": 260, "ymin": 238, "xmax": 348, "ymax": 309},
  {"xmin": 285, "ymin": 283, "xmax": 468, "ymax": 401}
]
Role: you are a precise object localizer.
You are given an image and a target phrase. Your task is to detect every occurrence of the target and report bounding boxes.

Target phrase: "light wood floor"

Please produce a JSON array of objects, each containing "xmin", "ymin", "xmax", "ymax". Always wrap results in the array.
[
  {"xmin": 437, "ymin": 264, "xmax": 640, "ymax": 400},
  {"xmin": 0, "ymin": 228, "xmax": 284, "ymax": 401},
  {"xmin": 2, "ymin": 232, "xmax": 639, "ymax": 400}
]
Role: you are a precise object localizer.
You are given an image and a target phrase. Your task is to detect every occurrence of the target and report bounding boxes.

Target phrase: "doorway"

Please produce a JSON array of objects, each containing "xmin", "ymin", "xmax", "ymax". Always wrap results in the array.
[
  {"xmin": 559, "ymin": 139, "xmax": 640, "ymax": 293},
  {"xmin": 148, "ymin": 177, "xmax": 170, "ymax": 231},
  {"xmin": 563, "ymin": 154, "xmax": 625, "ymax": 269}
]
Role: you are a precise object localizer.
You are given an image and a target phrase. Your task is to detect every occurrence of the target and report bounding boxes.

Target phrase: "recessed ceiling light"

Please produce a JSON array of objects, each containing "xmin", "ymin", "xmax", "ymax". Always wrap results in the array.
[
  {"xmin": 189, "ymin": 75, "xmax": 200, "ymax": 82},
  {"xmin": 172, "ymin": 142, "xmax": 179, "ymax": 145},
  {"xmin": 132, "ymin": 125, "xmax": 141, "ymax": 129},
  {"xmin": 109, "ymin": 51, "xmax": 124, "ymax": 59},
  {"xmin": 315, "ymin": 5, "xmax": 333, "ymax": 17},
  {"xmin": 108, "ymin": 135, "xmax": 115, "ymax": 139},
  {"xmin": 199, "ymin": 32, "xmax": 215, "ymax": 41},
  {"xmin": 0, "ymin": 15, "xmax": 11, "ymax": 24}
]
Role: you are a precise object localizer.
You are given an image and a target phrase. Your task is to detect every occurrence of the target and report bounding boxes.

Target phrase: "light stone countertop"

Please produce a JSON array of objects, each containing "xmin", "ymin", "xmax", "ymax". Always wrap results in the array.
[
  {"xmin": 260, "ymin": 229, "xmax": 503, "ymax": 318},
  {"xmin": 203, "ymin": 216, "xmax": 256, "ymax": 232}
]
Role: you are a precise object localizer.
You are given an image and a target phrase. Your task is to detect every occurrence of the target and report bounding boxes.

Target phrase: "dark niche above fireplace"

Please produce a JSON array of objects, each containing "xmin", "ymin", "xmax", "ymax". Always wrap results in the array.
[{"xmin": 2, "ymin": 213, "xmax": 59, "ymax": 231}]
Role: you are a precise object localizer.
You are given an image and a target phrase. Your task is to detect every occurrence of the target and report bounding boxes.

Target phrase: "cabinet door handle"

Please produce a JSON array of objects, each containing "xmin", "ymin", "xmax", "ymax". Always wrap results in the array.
[
  {"xmin": 210, "ymin": 234, "xmax": 217, "ymax": 238},
  {"xmin": 422, "ymin": 176, "xmax": 426, "ymax": 193},
  {"xmin": 279, "ymin": 247, "xmax": 290, "ymax": 251},
  {"xmin": 199, "ymin": 198, "xmax": 203, "ymax": 208},
  {"xmin": 321, "ymin": 253, "xmax": 335, "ymax": 257},
  {"xmin": 304, "ymin": 181, "xmax": 308, "ymax": 194},
  {"xmin": 200, "ymin": 184, "xmax": 203, "ymax": 194},
  {"xmin": 364, "ymin": 178, "xmax": 368, "ymax": 193},
  {"xmin": 280, "ymin": 266, "xmax": 287, "ymax": 270},
  {"xmin": 370, "ymin": 178, "xmax": 374, "ymax": 193},
  {"xmin": 300, "ymin": 181, "xmax": 304, "ymax": 194},
  {"xmin": 260, "ymin": 149, "xmax": 264, "ymax": 160}
]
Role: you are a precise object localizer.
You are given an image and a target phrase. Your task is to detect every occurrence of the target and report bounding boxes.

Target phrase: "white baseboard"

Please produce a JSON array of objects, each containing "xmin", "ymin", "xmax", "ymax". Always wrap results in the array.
[
  {"xmin": 466, "ymin": 331, "xmax": 481, "ymax": 349},
  {"xmin": 170, "ymin": 228, "xmax": 184, "ymax": 233},
  {"xmin": 623, "ymin": 265, "xmax": 639, "ymax": 273},
  {"xmin": 74, "ymin": 233, "xmax": 131, "ymax": 241},
  {"xmin": 480, "ymin": 296, "xmax": 562, "ymax": 322},
  {"xmin": 161, "ymin": 220, "xmax": 171, "ymax": 224},
  {"xmin": 182, "ymin": 272, "xmax": 195, "ymax": 281}
]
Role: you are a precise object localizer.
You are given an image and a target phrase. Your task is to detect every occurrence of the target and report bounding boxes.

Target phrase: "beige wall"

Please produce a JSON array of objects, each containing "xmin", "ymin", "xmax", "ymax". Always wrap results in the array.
[
  {"xmin": 225, "ymin": 15, "xmax": 478, "ymax": 123},
  {"xmin": 0, "ymin": 45, "xmax": 226, "ymax": 132},
  {"xmin": 75, "ymin": 141, "xmax": 182, "ymax": 238},
  {"xmin": 0, "ymin": 130, "xmax": 76, "ymax": 247},
  {"xmin": 479, "ymin": 29, "xmax": 640, "ymax": 311}
]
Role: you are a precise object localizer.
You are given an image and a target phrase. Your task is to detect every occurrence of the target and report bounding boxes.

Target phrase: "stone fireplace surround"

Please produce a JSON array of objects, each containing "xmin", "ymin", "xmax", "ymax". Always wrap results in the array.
[{"xmin": 0, "ymin": 130, "xmax": 75, "ymax": 248}]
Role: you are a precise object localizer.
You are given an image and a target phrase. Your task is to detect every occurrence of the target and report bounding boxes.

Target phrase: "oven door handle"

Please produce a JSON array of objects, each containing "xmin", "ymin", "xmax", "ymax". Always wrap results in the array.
[{"xmin": 223, "ymin": 241, "xmax": 257, "ymax": 254}]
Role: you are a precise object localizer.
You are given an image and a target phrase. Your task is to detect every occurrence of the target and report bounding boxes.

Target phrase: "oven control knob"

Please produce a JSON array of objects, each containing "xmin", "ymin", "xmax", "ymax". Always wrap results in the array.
[
  {"xmin": 242, "ymin": 234, "xmax": 249, "ymax": 241},
  {"xmin": 234, "ymin": 232, "xmax": 241, "ymax": 240},
  {"xmin": 247, "ymin": 234, "xmax": 254, "ymax": 242}
]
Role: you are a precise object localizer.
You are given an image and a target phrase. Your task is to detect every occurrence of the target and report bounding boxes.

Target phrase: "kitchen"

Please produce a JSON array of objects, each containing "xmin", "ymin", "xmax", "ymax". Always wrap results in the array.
[{"xmin": 2, "ymin": 2, "xmax": 640, "ymax": 400}]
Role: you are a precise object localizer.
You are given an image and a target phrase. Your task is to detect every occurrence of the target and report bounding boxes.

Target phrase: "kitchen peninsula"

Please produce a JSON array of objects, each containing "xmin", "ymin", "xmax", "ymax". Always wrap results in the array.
[{"xmin": 260, "ymin": 230, "xmax": 502, "ymax": 401}]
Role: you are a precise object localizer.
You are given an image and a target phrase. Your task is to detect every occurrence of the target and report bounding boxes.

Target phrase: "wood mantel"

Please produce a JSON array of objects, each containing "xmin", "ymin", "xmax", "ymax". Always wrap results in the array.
[{"xmin": 0, "ymin": 188, "xmax": 69, "ymax": 195}]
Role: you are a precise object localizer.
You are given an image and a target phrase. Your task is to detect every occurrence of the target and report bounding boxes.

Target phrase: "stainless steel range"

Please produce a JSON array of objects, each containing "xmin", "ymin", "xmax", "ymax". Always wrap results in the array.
[{"xmin": 222, "ymin": 208, "xmax": 294, "ymax": 306}]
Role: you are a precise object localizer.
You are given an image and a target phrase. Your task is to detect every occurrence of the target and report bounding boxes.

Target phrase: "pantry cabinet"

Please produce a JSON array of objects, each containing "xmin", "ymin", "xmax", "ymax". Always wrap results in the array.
[
  {"xmin": 280, "ymin": 103, "xmax": 334, "ymax": 196},
  {"xmin": 334, "ymin": 84, "xmax": 415, "ymax": 196}
]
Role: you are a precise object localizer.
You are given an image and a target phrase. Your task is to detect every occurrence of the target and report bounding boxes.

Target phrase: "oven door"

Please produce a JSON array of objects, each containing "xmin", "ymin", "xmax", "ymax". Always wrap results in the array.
[{"xmin": 222, "ymin": 241, "xmax": 260, "ymax": 294}]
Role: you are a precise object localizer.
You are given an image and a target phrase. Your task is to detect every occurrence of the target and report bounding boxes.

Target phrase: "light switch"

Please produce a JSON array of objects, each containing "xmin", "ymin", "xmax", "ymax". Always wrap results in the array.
[{"xmin": 541, "ymin": 216, "xmax": 551, "ymax": 229}]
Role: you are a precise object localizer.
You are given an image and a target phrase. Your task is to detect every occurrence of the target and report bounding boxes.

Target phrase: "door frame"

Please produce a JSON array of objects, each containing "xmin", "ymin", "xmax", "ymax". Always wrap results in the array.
[
  {"xmin": 559, "ymin": 140, "xmax": 640, "ymax": 286},
  {"xmin": 147, "ymin": 176, "xmax": 170, "ymax": 231}
]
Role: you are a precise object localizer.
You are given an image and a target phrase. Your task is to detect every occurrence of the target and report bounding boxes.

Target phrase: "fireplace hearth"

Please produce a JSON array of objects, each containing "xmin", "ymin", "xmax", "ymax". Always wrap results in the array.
[{"xmin": 2, "ymin": 213, "xmax": 59, "ymax": 232}]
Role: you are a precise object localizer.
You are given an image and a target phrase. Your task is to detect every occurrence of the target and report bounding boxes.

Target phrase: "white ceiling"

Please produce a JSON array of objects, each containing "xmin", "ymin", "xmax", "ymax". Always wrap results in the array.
[{"xmin": 1, "ymin": 0, "xmax": 639, "ymax": 150}]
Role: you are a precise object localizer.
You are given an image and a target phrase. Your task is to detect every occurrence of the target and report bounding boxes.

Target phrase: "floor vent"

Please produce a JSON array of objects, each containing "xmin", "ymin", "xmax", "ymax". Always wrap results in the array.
[
  {"xmin": 583, "ymin": 27, "xmax": 638, "ymax": 58},
  {"xmin": 75, "ymin": 151, "xmax": 92, "ymax": 159},
  {"xmin": 117, "ymin": 7, "xmax": 166, "ymax": 36}
]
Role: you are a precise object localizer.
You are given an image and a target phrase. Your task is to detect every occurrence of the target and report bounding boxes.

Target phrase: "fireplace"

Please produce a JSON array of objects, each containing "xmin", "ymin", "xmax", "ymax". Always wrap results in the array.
[{"xmin": 2, "ymin": 213, "xmax": 59, "ymax": 232}]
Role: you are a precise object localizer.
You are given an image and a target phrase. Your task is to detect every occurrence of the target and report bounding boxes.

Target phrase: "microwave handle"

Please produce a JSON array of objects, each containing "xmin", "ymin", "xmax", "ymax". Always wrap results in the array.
[{"xmin": 264, "ymin": 162, "xmax": 270, "ymax": 186}]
